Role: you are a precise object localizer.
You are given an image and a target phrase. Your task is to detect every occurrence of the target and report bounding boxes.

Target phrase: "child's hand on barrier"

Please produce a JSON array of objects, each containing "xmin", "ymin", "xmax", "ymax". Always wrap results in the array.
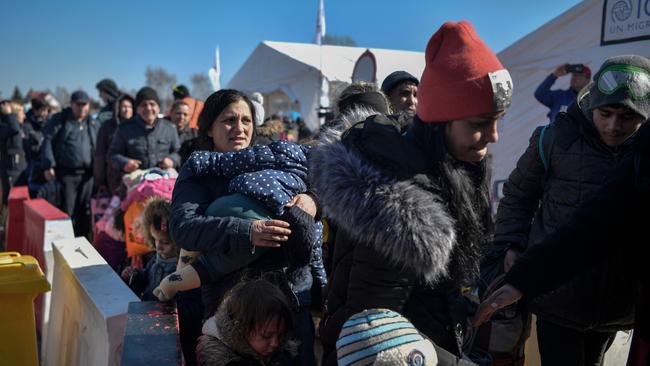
[
  {"xmin": 153, "ymin": 285, "xmax": 173, "ymax": 302},
  {"xmin": 154, "ymin": 273, "xmax": 181, "ymax": 302}
]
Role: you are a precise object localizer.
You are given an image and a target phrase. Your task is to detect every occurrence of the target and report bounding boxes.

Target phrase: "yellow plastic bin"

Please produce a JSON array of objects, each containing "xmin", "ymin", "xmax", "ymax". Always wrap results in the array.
[{"xmin": 0, "ymin": 252, "xmax": 51, "ymax": 366}]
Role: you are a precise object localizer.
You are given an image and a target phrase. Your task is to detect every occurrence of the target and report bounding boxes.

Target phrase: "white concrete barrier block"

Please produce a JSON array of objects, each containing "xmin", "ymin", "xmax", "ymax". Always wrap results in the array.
[
  {"xmin": 604, "ymin": 331, "xmax": 633, "ymax": 365},
  {"xmin": 45, "ymin": 237, "xmax": 139, "ymax": 366},
  {"xmin": 40, "ymin": 218, "xmax": 74, "ymax": 361}
]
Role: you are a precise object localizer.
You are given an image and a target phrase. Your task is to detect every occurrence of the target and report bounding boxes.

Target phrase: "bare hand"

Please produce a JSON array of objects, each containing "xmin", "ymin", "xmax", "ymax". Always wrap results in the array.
[
  {"xmin": 504, "ymin": 248, "xmax": 520, "ymax": 273},
  {"xmin": 153, "ymin": 274, "xmax": 176, "ymax": 302},
  {"xmin": 159, "ymin": 157, "xmax": 174, "ymax": 169},
  {"xmin": 123, "ymin": 159, "xmax": 141, "ymax": 173},
  {"xmin": 121, "ymin": 266, "xmax": 135, "ymax": 281},
  {"xmin": 44, "ymin": 168, "xmax": 56, "ymax": 181},
  {"xmin": 285, "ymin": 193, "xmax": 317, "ymax": 217},
  {"xmin": 250, "ymin": 219, "xmax": 291, "ymax": 248},
  {"xmin": 553, "ymin": 64, "xmax": 568, "ymax": 77},
  {"xmin": 472, "ymin": 284, "xmax": 523, "ymax": 326}
]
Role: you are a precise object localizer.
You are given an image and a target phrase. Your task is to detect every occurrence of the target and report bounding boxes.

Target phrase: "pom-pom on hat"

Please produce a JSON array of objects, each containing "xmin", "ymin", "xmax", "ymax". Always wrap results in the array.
[
  {"xmin": 416, "ymin": 21, "xmax": 513, "ymax": 123},
  {"xmin": 336, "ymin": 309, "xmax": 438, "ymax": 366}
]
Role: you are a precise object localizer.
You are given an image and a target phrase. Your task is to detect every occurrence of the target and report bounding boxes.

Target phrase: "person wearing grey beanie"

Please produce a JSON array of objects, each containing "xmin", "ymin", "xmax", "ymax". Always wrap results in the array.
[
  {"xmin": 490, "ymin": 54, "xmax": 649, "ymax": 365},
  {"xmin": 585, "ymin": 55, "xmax": 650, "ymax": 121}
]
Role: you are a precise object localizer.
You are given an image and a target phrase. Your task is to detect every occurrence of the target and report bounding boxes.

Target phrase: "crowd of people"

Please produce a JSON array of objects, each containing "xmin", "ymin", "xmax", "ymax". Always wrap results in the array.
[{"xmin": 1, "ymin": 19, "xmax": 649, "ymax": 366}]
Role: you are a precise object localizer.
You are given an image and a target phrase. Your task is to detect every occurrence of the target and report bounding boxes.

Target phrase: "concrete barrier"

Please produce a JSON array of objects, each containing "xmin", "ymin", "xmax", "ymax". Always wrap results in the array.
[
  {"xmin": 121, "ymin": 301, "xmax": 183, "ymax": 366},
  {"xmin": 5, "ymin": 186, "xmax": 29, "ymax": 252},
  {"xmin": 604, "ymin": 331, "xmax": 633, "ymax": 365},
  {"xmin": 20, "ymin": 198, "xmax": 74, "ymax": 357},
  {"xmin": 45, "ymin": 237, "xmax": 139, "ymax": 366}
]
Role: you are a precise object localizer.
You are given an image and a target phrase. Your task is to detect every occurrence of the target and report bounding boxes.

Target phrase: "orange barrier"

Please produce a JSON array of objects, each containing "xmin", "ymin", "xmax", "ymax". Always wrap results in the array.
[
  {"xmin": 5, "ymin": 186, "xmax": 30, "ymax": 252},
  {"xmin": 21, "ymin": 198, "xmax": 74, "ymax": 352}
]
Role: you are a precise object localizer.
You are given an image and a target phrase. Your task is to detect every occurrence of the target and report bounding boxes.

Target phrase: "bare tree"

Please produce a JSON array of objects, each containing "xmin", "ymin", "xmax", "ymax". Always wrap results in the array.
[
  {"xmin": 53, "ymin": 86, "xmax": 70, "ymax": 107},
  {"xmin": 145, "ymin": 66, "xmax": 177, "ymax": 110},
  {"xmin": 190, "ymin": 73, "xmax": 212, "ymax": 100},
  {"xmin": 322, "ymin": 34, "xmax": 357, "ymax": 47},
  {"xmin": 11, "ymin": 86, "xmax": 23, "ymax": 102}
]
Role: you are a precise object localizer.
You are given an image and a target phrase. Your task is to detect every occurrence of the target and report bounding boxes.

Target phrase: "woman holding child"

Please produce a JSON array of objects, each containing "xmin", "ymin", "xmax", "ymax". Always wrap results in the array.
[{"xmin": 168, "ymin": 89, "xmax": 323, "ymax": 365}]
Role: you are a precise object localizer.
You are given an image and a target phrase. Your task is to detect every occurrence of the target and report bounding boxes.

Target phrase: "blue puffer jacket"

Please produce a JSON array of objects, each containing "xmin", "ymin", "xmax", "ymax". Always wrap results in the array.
[
  {"xmin": 174, "ymin": 141, "xmax": 326, "ymax": 314},
  {"xmin": 187, "ymin": 141, "xmax": 311, "ymax": 215}
]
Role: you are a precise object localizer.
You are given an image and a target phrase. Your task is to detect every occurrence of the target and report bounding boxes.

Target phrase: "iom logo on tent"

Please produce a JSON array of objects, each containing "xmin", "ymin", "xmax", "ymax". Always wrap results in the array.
[
  {"xmin": 611, "ymin": 0, "xmax": 633, "ymax": 21},
  {"xmin": 601, "ymin": 0, "xmax": 650, "ymax": 45}
]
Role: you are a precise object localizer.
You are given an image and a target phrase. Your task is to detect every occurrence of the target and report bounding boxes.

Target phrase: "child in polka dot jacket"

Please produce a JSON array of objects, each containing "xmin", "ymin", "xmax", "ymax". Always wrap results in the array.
[{"xmin": 154, "ymin": 140, "xmax": 326, "ymax": 304}]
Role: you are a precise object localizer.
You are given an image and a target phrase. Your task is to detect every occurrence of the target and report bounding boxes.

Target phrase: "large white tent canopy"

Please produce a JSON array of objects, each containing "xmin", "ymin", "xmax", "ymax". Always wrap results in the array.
[
  {"xmin": 227, "ymin": 41, "xmax": 424, "ymax": 131},
  {"xmin": 491, "ymin": 0, "xmax": 650, "ymax": 199}
]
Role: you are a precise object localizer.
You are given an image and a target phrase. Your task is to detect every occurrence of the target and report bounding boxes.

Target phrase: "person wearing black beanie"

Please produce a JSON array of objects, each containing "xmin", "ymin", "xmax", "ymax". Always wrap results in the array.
[
  {"xmin": 172, "ymin": 85, "xmax": 190, "ymax": 100},
  {"xmin": 380, "ymin": 70, "xmax": 419, "ymax": 116},
  {"xmin": 108, "ymin": 86, "xmax": 180, "ymax": 173},
  {"xmin": 134, "ymin": 86, "xmax": 162, "ymax": 110}
]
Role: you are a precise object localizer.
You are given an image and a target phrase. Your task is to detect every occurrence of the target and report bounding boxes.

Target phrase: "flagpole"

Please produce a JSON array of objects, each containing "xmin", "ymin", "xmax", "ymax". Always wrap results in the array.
[
  {"xmin": 208, "ymin": 46, "xmax": 221, "ymax": 92},
  {"xmin": 315, "ymin": 0, "xmax": 327, "ymax": 127}
]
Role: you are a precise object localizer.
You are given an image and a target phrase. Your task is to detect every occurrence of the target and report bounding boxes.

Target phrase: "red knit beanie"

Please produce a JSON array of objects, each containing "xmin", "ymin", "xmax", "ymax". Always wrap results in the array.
[{"xmin": 416, "ymin": 21, "xmax": 513, "ymax": 123}]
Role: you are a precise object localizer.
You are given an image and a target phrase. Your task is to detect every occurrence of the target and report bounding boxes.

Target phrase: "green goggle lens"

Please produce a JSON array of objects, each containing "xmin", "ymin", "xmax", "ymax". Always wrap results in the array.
[{"xmin": 597, "ymin": 65, "xmax": 650, "ymax": 100}]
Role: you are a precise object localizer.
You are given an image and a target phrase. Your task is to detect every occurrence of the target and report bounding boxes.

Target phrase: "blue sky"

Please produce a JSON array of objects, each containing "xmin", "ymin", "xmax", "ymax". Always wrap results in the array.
[{"xmin": 0, "ymin": 0, "xmax": 582, "ymax": 101}]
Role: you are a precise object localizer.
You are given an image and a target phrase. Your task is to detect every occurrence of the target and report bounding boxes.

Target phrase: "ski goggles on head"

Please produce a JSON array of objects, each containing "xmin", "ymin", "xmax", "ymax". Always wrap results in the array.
[{"xmin": 597, "ymin": 64, "xmax": 650, "ymax": 101}]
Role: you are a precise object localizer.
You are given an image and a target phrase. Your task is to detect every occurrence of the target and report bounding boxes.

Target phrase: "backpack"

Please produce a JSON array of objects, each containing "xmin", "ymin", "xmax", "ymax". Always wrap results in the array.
[
  {"xmin": 537, "ymin": 110, "xmax": 581, "ymax": 174},
  {"xmin": 466, "ymin": 248, "xmax": 530, "ymax": 366}
]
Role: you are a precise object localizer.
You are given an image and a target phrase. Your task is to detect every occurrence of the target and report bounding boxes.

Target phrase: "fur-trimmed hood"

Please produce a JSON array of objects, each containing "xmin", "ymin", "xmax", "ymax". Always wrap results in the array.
[
  {"xmin": 309, "ymin": 107, "xmax": 456, "ymax": 284},
  {"xmin": 197, "ymin": 303, "xmax": 298, "ymax": 366}
]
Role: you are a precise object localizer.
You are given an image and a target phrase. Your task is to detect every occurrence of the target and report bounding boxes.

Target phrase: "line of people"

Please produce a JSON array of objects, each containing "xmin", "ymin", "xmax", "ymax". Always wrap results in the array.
[{"xmin": 3, "ymin": 19, "xmax": 649, "ymax": 366}]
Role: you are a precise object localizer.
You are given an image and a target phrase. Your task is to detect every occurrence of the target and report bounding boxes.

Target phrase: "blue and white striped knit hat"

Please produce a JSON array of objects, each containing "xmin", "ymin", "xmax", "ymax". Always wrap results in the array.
[{"xmin": 336, "ymin": 309, "xmax": 438, "ymax": 366}]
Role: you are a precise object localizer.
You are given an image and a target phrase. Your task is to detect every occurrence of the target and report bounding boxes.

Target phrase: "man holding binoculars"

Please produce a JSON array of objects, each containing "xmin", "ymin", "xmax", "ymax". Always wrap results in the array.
[{"xmin": 535, "ymin": 63, "xmax": 592, "ymax": 121}]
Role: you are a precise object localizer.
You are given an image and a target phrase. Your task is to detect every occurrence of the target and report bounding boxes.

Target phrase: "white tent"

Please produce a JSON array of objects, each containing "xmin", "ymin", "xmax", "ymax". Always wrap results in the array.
[
  {"xmin": 227, "ymin": 41, "xmax": 424, "ymax": 131},
  {"xmin": 491, "ymin": 0, "xmax": 650, "ymax": 199}
]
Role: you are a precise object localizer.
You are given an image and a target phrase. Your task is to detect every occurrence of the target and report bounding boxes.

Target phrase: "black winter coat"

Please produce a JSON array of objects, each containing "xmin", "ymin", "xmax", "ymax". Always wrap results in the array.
[
  {"xmin": 94, "ymin": 118, "xmax": 119, "ymax": 193},
  {"xmin": 494, "ymin": 101, "xmax": 636, "ymax": 331},
  {"xmin": 22, "ymin": 110, "xmax": 46, "ymax": 163},
  {"xmin": 94, "ymin": 95, "xmax": 134, "ymax": 193},
  {"xmin": 177, "ymin": 125, "xmax": 199, "ymax": 167},
  {"xmin": 96, "ymin": 101, "xmax": 115, "ymax": 125},
  {"xmin": 108, "ymin": 116, "xmax": 180, "ymax": 171},
  {"xmin": 310, "ymin": 108, "xmax": 484, "ymax": 360},
  {"xmin": 505, "ymin": 121, "xmax": 650, "ymax": 356},
  {"xmin": 0, "ymin": 113, "xmax": 27, "ymax": 180},
  {"xmin": 40, "ymin": 108, "xmax": 97, "ymax": 170}
]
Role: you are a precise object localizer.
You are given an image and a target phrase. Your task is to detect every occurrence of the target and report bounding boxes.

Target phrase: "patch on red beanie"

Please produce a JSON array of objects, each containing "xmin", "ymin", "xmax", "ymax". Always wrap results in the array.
[
  {"xmin": 416, "ymin": 21, "xmax": 513, "ymax": 123},
  {"xmin": 489, "ymin": 69, "xmax": 513, "ymax": 111}
]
